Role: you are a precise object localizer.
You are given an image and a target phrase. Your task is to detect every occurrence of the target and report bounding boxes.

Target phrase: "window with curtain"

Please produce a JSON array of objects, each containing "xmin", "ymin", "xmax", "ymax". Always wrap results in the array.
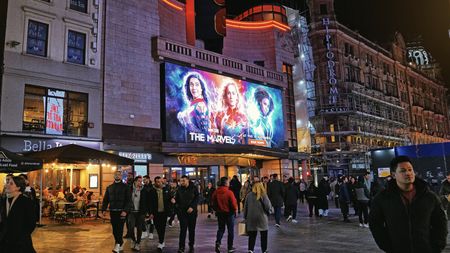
[
  {"xmin": 27, "ymin": 20, "xmax": 48, "ymax": 57},
  {"xmin": 70, "ymin": 0, "xmax": 88, "ymax": 13},
  {"xmin": 67, "ymin": 30, "xmax": 86, "ymax": 64}
]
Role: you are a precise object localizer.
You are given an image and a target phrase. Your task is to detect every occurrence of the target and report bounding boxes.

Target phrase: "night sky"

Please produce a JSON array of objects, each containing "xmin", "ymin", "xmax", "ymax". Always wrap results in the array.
[
  {"xmin": 228, "ymin": 0, "xmax": 450, "ymax": 88},
  {"xmin": 334, "ymin": 0, "xmax": 450, "ymax": 88}
]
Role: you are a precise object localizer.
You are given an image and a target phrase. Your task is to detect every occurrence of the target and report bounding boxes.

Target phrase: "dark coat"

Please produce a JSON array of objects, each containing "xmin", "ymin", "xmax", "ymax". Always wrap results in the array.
[
  {"xmin": 203, "ymin": 186, "xmax": 215, "ymax": 204},
  {"xmin": 284, "ymin": 182, "xmax": 300, "ymax": 206},
  {"xmin": 0, "ymin": 194, "xmax": 37, "ymax": 253},
  {"xmin": 339, "ymin": 183, "xmax": 351, "ymax": 203},
  {"xmin": 369, "ymin": 178, "xmax": 448, "ymax": 253},
  {"xmin": 102, "ymin": 181, "xmax": 131, "ymax": 212},
  {"xmin": 229, "ymin": 178, "xmax": 242, "ymax": 201},
  {"xmin": 149, "ymin": 186, "xmax": 171, "ymax": 215},
  {"xmin": 129, "ymin": 186, "xmax": 150, "ymax": 215},
  {"xmin": 439, "ymin": 180, "xmax": 450, "ymax": 210},
  {"xmin": 268, "ymin": 180, "xmax": 285, "ymax": 207},
  {"xmin": 306, "ymin": 183, "xmax": 319, "ymax": 200},
  {"xmin": 175, "ymin": 183, "xmax": 199, "ymax": 214},
  {"xmin": 317, "ymin": 179, "xmax": 331, "ymax": 209}
]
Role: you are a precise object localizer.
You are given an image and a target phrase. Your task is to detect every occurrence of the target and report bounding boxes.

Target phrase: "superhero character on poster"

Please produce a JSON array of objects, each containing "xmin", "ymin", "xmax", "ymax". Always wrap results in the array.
[
  {"xmin": 176, "ymin": 73, "xmax": 211, "ymax": 136},
  {"xmin": 248, "ymin": 87, "xmax": 275, "ymax": 147},
  {"xmin": 164, "ymin": 62, "xmax": 284, "ymax": 148},
  {"xmin": 214, "ymin": 82, "xmax": 249, "ymax": 144}
]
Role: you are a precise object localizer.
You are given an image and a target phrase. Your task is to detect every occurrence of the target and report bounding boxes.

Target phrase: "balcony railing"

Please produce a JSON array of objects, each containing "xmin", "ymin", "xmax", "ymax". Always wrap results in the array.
[{"xmin": 153, "ymin": 36, "xmax": 286, "ymax": 88}]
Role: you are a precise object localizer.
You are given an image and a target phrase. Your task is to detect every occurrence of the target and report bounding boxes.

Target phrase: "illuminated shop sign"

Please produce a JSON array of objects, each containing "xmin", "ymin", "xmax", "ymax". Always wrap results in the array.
[
  {"xmin": 322, "ymin": 17, "xmax": 338, "ymax": 105},
  {"xmin": 118, "ymin": 152, "xmax": 152, "ymax": 163},
  {"xmin": 46, "ymin": 89, "xmax": 65, "ymax": 135},
  {"xmin": 164, "ymin": 62, "xmax": 285, "ymax": 148}
]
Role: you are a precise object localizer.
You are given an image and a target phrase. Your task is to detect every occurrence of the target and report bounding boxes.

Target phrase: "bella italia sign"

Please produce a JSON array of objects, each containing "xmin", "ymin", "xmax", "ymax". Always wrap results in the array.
[
  {"xmin": 0, "ymin": 137, "xmax": 101, "ymax": 153},
  {"xmin": 323, "ymin": 17, "xmax": 338, "ymax": 105}
]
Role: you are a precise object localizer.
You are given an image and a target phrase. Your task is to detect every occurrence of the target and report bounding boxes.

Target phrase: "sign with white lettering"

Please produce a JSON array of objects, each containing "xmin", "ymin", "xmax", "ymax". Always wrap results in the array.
[
  {"xmin": 322, "ymin": 17, "xmax": 338, "ymax": 105},
  {"xmin": 46, "ymin": 90, "xmax": 65, "ymax": 135},
  {"xmin": 118, "ymin": 152, "xmax": 152, "ymax": 163},
  {"xmin": 0, "ymin": 137, "xmax": 101, "ymax": 153}
]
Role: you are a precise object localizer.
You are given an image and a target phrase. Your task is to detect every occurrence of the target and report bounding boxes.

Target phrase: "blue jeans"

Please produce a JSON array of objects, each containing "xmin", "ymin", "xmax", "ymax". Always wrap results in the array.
[
  {"xmin": 215, "ymin": 212, "xmax": 235, "ymax": 249},
  {"xmin": 274, "ymin": 206, "xmax": 282, "ymax": 225}
]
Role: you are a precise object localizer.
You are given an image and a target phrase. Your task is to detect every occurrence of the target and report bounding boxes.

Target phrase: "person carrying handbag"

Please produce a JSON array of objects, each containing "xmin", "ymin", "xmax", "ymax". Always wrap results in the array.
[{"xmin": 243, "ymin": 182, "xmax": 273, "ymax": 253}]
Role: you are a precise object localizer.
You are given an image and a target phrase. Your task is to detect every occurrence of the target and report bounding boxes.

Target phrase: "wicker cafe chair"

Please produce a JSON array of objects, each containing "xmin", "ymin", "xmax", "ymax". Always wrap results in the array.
[
  {"xmin": 66, "ymin": 200, "xmax": 85, "ymax": 223},
  {"xmin": 53, "ymin": 200, "xmax": 67, "ymax": 223}
]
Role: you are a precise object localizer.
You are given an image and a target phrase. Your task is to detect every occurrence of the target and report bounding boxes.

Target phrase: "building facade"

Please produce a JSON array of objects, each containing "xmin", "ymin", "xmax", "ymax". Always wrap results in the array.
[
  {"xmin": 102, "ymin": 0, "xmax": 303, "ymax": 190},
  {"xmin": 0, "ymin": 0, "xmax": 104, "ymax": 192},
  {"xmin": 308, "ymin": 0, "xmax": 449, "ymax": 176}
]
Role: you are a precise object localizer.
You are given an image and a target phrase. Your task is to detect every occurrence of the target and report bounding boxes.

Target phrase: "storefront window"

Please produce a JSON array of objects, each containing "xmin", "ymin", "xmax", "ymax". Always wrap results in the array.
[
  {"xmin": 134, "ymin": 165, "xmax": 147, "ymax": 177},
  {"xmin": 23, "ymin": 85, "xmax": 88, "ymax": 136}
]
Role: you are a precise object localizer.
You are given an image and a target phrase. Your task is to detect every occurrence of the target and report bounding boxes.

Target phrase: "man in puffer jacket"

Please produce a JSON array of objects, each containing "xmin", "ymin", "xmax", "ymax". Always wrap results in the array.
[
  {"xmin": 102, "ymin": 171, "xmax": 131, "ymax": 253},
  {"xmin": 439, "ymin": 172, "xmax": 450, "ymax": 213},
  {"xmin": 369, "ymin": 156, "xmax": 447, "ymax": 253}
]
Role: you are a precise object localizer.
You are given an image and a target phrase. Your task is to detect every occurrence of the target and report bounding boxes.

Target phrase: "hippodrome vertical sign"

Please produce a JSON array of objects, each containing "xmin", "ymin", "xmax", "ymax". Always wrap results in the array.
[{"xmin": 322, "ymin": 17, "xmax": 338, "ymax": 106}]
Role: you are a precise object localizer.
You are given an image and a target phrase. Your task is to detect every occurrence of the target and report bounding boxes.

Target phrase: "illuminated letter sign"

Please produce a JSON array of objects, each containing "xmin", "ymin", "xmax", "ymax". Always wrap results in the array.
[
  {"xmin": 46, "ymin": 89, "xmax": 65, "ymax": 135},
  {"xmin": 322, "ymin": 18, "xmax": 338, "ymax": 105}
]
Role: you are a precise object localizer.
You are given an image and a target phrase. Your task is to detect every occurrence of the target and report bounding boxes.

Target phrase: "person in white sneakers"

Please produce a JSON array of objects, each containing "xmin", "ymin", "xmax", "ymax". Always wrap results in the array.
[
  {"xmin": 284, "ymin": 177, "xmax": 300, "ymax": 224},
  {"xmin": 149, "ymin": 176, "xmax": 172, "ymax": 251},
  {"xmin": 141, "ymin": 175, "xmax": 153, "ymax": 240},
  {"xmin": 128, "ymin": 176, "xmax": 150, "ymax": 251},
  {"xmin": 102, "ymin": 171, "xmax": 131, "ymax": 253}
]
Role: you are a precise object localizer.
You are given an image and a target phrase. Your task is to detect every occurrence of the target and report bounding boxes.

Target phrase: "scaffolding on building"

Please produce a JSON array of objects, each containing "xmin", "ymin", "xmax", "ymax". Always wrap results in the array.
[{"xmin": 303, "ymin": 24, "xmax": 410, "ymax": 176}]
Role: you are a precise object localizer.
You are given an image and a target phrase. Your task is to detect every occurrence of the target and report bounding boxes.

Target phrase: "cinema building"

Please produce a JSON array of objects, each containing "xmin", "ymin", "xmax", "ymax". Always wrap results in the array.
[
  {"xmin": 307, "ymin": 0, "xmax": 449, "ymax": 175},
  {"xmin": 102, "ymin": 0, "xmax": 309, "ymax": 186}
]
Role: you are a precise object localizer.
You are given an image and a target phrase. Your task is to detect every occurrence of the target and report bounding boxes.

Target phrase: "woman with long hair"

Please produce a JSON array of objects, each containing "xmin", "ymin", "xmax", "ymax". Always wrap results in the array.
[
  {"xmin": 0, "ymin": 176, "xmax": 37, "ymax": 253},
  {"xmin": 243, "ymin": 182, "xmax": 273, "ymax": 253},
  {"xmin": 215, "ymin": 82, "xmax": 249, "ymax": 144},
  {"xmin": 177, "ymin": 73, "xmax": 211, "ymax": 137}
]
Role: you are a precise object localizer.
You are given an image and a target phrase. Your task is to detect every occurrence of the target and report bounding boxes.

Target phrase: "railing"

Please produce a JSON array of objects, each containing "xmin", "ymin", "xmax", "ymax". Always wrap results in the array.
[{"xmin": 153, "ymin": 37, "xmax": 286, "ymax": 88}]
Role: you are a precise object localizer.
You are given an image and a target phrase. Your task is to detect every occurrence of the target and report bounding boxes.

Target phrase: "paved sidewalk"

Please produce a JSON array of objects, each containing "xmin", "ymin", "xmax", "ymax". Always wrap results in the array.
[{"xmin": 32, "ymin": 202, "xmax": 450, "ymax": 253}]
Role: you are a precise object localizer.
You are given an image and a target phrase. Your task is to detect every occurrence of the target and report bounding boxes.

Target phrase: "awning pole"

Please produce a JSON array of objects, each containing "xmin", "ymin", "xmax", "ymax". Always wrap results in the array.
[
  {"xmin": 39, "ymin": 167, "xmax": 43, "ymax": 225},
  {"xmin": 70, "ymin": 167, "xmax": 73, "ymax": 192}
]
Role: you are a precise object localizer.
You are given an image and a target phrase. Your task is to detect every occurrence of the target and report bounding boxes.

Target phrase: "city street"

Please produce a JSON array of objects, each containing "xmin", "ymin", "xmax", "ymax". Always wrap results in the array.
[{"xmin": 32, "ymin": 203, "xmax": 450, "ymax": 253}]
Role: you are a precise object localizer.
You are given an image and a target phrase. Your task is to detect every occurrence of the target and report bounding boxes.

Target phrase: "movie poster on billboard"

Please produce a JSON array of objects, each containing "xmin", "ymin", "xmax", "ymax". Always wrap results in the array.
[
  {"xmin": 165, "ymin": 62, "xmax": 285, "ymax": 148},
  {"xmin": 46, "ymin": 89, "xmax": 65, "ymax": 135}
]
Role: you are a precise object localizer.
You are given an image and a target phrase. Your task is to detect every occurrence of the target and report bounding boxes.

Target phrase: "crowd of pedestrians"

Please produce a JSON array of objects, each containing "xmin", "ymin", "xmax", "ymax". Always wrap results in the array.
[{"xmin": 1, "ymin": 155, "xmax": 449, "ymax": 253}]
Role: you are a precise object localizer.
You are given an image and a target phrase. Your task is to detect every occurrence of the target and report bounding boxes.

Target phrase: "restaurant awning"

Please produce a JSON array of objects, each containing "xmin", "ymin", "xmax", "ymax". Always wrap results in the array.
[
  {"xmin": 0, "ymin": 147, "xmax": 43, "ymax": 173},
  {"xmin": 25, "ymin": 144, "xmax": 134, "ymax": 165}
]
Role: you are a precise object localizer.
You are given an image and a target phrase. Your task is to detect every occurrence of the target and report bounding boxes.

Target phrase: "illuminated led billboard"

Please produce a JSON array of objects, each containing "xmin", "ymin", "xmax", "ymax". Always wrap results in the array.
[{"xmin": 165, "ymin": 62, "xmax": 285, "ymax": 148}]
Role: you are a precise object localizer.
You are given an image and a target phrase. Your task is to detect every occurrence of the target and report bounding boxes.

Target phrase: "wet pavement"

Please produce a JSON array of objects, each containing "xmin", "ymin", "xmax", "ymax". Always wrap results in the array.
[{"xmin": 32, "ymin": 202, "xmax": 450, "ymax": 253}]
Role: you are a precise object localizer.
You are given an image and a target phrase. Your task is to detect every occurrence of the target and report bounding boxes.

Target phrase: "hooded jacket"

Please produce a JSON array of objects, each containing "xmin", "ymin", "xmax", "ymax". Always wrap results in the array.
[
  {"xmin": 211, "ymin": 186, "xmax": 238, "ymax": 214},
  {"xmin": 369, "ymin": 178, "xmax": 447, "ymax": 253}
]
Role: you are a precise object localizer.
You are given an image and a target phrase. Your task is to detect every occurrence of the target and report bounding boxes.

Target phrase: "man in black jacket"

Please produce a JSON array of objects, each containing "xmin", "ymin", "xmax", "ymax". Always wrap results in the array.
[
  {"xmin": 102, "ymin": 171, "xmax": 131, "ymax": 253},
  {"xmin": 172, "ymin": 175, "xmax": 199, "ymax": 253},
  {"xmin": 267, "ymin": 173, "xmax": 285, "ymax": 227},
  {"xmin": 149, "ymin": 176, "xmax": 172, "ymax": 251},
  {"xmin": 369, "ymin": 156, "xmax": 448, "ymax": 253},
  {"xmin": 439, "ymin": 171, "xmax": 450, "ymax": 213},
  {"xmin": 284, "ymin": 177, "xmax": 300, "ymax": 223}
]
